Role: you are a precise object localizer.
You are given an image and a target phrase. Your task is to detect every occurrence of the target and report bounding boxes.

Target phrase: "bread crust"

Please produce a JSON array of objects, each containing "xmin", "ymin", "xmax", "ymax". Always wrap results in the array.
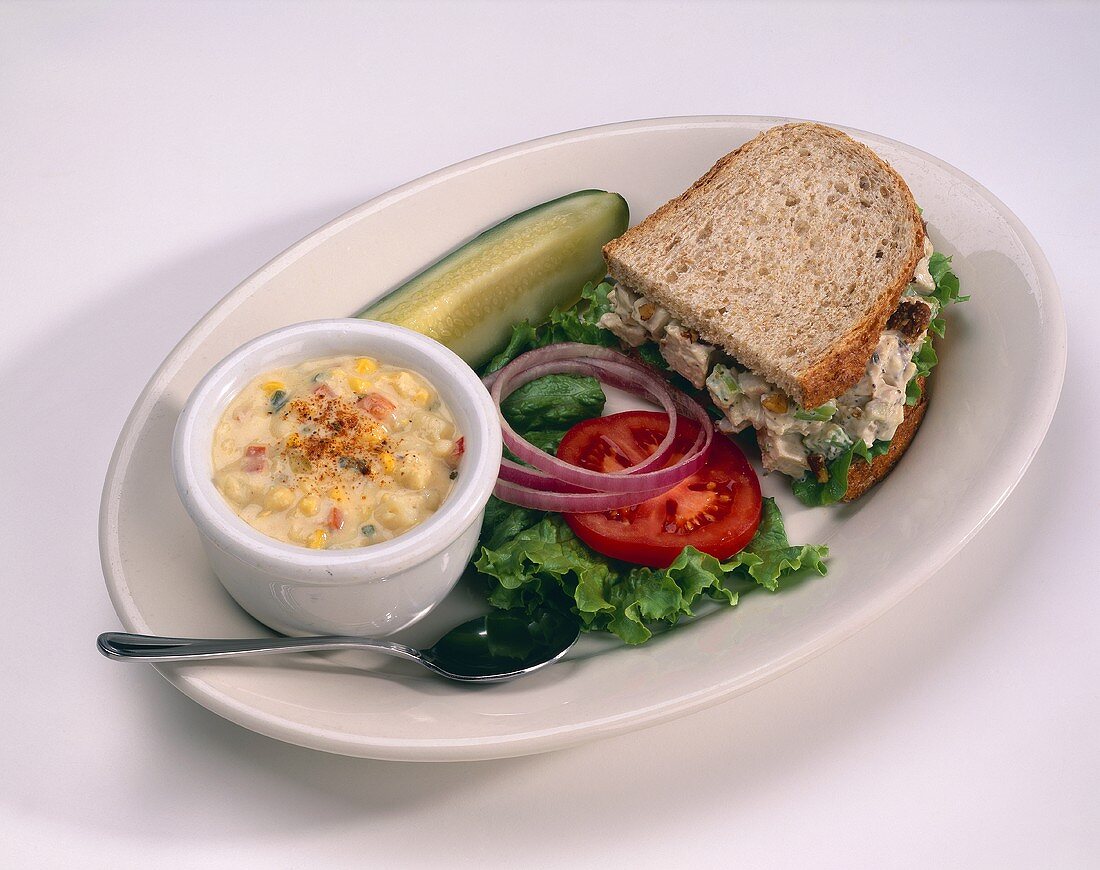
[
  {"xmin": 604, "ymin": 122, "xmax": 925, "ymax": 409},
  {"xmin": 841, "ymin": 378, "xmax": 928, "ymax": 501},
  {"xmin": 795, "ymin": 137, "xmax": 925, "ymax": 408}
]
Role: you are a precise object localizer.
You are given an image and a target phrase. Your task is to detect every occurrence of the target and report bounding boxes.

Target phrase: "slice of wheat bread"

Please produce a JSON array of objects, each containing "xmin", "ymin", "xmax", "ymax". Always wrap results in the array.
[
  {"xmin": 604, "ymin": 122, "xmax": 925, "ymax": 409},
  {"xmin": 842, "ymin": 378, "xmax": 928, "ymax": 501}
]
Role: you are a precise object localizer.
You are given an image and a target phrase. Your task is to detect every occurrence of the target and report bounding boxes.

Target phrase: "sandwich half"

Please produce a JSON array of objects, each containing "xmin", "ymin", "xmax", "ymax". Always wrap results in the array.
[{"xmin": 599, "ymin": 122, "xmax": 964, "ymax": 504}]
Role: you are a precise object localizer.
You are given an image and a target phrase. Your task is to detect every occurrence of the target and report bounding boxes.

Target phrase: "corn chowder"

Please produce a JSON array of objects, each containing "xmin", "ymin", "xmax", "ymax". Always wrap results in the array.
[{"xmin": 213, "ymin": 355, "xmax": 462, "ymax": 549}]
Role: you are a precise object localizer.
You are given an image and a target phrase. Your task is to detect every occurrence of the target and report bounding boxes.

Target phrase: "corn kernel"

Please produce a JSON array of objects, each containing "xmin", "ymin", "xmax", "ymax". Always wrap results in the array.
[
  {"xmin": 307, "ymin": 529, "xmax": 328, "ymax": 549},
  {"xmin": 355, "ymin": 357, "xmax": 378, "ymax": 374},
  {"xmin": 299, "ymin": 495, "xmax": 320, "ymax": 516},
  {"xmin": 379, "ymin": 452, "xmax": 396, "ymax": 473},
  {"xmin": 328, "ymin": 487, "xmax": 348, "ymax": 501},
  {"xmin": 348, "ymin": 376, "xmax": 370, "ymax": 393},
  {"xmin": 261, "ymin": 380, "xmax": 286, "ymax": 395},
  {"xmin": 263, "ymin": 486, "xmax": 294, "ymax": 511}
]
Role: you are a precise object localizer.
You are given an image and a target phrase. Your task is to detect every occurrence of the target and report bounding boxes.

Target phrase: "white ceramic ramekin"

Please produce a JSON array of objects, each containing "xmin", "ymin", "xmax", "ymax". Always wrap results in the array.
[{"xmin": 171, "ymin": 319, "xmax": 502, "ymax": 637}]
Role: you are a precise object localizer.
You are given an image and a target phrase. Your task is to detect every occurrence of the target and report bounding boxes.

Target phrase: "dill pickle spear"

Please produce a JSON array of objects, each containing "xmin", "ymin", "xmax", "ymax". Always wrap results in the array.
[{"xmin": 358, "ymin": 190, "xmax": 628, "ymax": 369}]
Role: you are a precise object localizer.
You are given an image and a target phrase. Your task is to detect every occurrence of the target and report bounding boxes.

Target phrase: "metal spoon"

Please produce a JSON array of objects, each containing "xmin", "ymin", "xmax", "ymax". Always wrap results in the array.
[{"xmin": 97, "ymin": 610, "xmax": 580, "ymax": 683}]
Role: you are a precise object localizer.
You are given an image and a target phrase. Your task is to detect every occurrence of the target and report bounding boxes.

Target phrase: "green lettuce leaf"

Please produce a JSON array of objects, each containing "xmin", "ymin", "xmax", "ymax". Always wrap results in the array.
[
  {"xmin": 473, "ymin": 497, "xmax": 828, "ymax": 644},
  {"xmin": 484, "ymin": 323, "xmax": 539, "ymax": 375},
  {"xmin": 483, "ymin": 281, "xmax": 618, "ymax": 373},
  {"xmin": 636, "ymin": 340, "xmax": 669, "ymax": 371},
  {"xmin": 927, "ymin": 253, "xmax": 970, "ymax": 307},
  {"xmin": 906, "ymin": 253, "xmax": 965, "ymax": 405},
  {"xmin": 479, "ymin": 495, "xmax": 546, "ymax": 551},
  {"xmin": 723, "ymin": 498, "xmax": 829, "ymax": 590},
  {"xmin": 791, "ymin": 439, "xmax": 891, "ymax": 507},
  {"xmin": 906, "ymin": 338, "xmax": 940, "ymax": 405}
]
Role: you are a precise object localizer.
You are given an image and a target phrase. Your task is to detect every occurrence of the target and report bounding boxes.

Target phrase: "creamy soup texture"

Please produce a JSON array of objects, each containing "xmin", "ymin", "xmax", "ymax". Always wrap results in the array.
[{"xmin": 213, "ymin": 355, "xmax": 462, "ymax": 549}]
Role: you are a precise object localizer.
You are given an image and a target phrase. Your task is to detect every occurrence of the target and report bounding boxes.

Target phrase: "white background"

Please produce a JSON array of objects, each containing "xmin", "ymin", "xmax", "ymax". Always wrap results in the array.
[{"xmin": 2, "ymin": 1, "xmax": 1097, "ymax": 867}]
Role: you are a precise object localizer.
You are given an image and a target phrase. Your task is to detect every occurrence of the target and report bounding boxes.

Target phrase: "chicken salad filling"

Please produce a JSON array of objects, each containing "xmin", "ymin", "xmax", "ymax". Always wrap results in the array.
[{"xmin": 599, "ymin": 237, "xmax": 942, "ymax": 480}]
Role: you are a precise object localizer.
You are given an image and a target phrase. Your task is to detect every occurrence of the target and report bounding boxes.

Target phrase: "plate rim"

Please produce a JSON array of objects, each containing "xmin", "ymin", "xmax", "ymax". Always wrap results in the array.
[{"xmin": 99, "ymin": 115, "xmax": 1067, "ymax": 761}]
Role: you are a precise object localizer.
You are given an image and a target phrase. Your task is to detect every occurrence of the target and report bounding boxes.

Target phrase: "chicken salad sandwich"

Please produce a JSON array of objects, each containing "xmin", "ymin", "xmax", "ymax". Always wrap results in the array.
[{"xmin": 598, "ymin": 122, "xmax": 966, "ymax": 505}]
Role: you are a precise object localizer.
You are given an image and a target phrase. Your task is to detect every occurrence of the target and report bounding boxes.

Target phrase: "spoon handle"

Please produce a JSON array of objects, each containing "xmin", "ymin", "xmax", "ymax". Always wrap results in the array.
[{"xmin": 97, "ymin": 632, "xmax": 422, "ymax": 665}]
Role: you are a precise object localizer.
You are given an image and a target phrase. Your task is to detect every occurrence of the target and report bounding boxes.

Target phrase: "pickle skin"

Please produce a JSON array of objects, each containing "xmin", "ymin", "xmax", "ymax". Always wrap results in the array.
[{"xmin": 359, "ymin": 190, "xmax": 629, "ymax": 369}]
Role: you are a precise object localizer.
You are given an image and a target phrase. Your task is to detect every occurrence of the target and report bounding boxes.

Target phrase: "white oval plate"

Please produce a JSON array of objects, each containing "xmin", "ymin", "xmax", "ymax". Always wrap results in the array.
[{"xmin": 100, "ymin": 117, "xmax": 1065, "ymax": 761}]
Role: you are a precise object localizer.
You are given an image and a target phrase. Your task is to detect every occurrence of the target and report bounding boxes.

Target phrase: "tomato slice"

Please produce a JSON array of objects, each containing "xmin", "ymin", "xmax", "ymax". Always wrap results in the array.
[{"xmin": 556, "ymin": 411, "xmax": 762, "ymax": 568}]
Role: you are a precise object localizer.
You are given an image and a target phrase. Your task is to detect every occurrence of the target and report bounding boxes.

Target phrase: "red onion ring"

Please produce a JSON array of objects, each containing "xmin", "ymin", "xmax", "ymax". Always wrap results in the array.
[
  {"xmin": 490, "ymin": 355, "xmax": 710, "ymax": 492},
  {"xmin": 492, "ymin": 476, "xmax": 682, "ymax": 513},
  {"xmin": 496, "ymin": 359, "xmax": 680, "ymax": 477},
  {"xmin": 484, "ymin": 343, "xmax": 715, "ymax": 510}
]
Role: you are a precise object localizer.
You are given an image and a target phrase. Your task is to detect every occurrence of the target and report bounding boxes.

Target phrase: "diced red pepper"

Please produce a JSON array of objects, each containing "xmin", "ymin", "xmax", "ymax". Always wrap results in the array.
[
  {"xmin": 328, "ymin": 506, "xmax": 345, "ymax": 531},
  {"xmin": 313, "ymin": 383, "xmax": 334, "ymax": 398},
  {"xmin": 451, "ymin": 437, "xmax": 465, "ymax": 462},
  {"xmin": 242, "ymin": 445, "xmax": 267, "ymax": 473},
  {"xmin": 357, "ymin": 393, "xmax": 396, "ymax": 420}
]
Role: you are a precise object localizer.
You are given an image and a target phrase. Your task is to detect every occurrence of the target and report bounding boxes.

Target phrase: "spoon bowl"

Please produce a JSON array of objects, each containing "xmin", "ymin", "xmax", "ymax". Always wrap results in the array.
[{"xmin": 97, "ymin": 610, "xmax": 580, "ymax": 683}]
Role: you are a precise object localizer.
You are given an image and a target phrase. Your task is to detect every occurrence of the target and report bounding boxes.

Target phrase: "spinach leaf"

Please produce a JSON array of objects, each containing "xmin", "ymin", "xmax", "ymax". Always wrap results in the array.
[
  {"xmin": 521, "ymin": 429, "xmax": 568, "ymax": 455},
  {"xmin": 500, "ymin": 373, "xmax": 605, "ymax": 433}
]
